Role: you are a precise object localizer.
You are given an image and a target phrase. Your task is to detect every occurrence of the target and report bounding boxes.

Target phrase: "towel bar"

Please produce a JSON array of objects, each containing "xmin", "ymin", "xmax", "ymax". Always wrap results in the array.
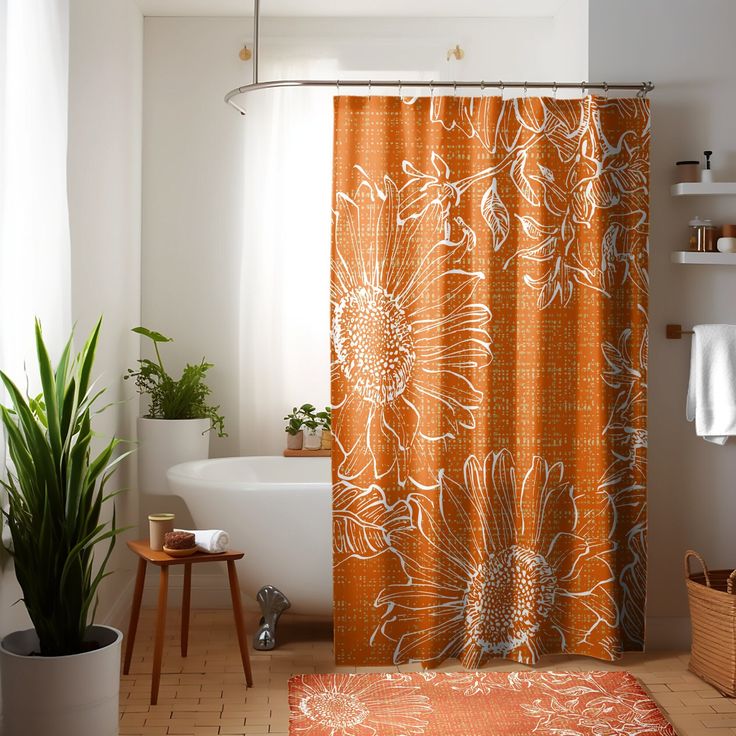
[{"xmin": 666, "ymin": 324, "xmax": 694, "ymax": 339}]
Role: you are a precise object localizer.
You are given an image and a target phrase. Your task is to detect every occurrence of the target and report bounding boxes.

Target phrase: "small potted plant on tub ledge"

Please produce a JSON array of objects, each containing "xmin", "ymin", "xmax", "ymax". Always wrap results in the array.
[
  {"xmin": 284, "ymin": 406, "xmax": 307, "ymax": 450},
  {"xmin": 0, "ymin": 319, "xmax": 128, "ymax": 736},
  {"xmin": 301, "ymin": 404, "xmax": 322, "ymax": 451},
  {"xmin": 126, "ymin": 326, "xmax": 226, "ymax": 494}
]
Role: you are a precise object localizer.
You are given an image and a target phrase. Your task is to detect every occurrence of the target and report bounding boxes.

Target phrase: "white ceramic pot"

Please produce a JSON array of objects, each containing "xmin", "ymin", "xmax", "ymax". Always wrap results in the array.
[
  {"xmin": 138, "ymin": 417, "xmax": 210, "ymax": 494},
  {"xmin": 286, "ymin": 430, "xmax": 303, "ymax": 450},
  {"xmin": 303, "ymin": 427, "xmax": 321, "ymax": 450},
  {"xmin": 0, "ymin": 625, "xmax": 122, "ymax": 736}
]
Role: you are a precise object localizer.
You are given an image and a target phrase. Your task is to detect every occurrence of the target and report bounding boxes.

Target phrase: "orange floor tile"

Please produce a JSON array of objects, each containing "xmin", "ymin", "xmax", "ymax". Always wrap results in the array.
[{"xmin": 120, "ymin": 609, "xmax": 734, "ymax": 736}]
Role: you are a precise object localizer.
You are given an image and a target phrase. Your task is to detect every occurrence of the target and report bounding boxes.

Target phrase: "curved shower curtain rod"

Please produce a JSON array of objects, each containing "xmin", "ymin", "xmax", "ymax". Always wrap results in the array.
[
  {"xmin": 225, "ymin": 79, "xmax": 655, "ymax": 115},
  {"xmin": 224, "ymin": 0, "xmax": 654, "ymax": 116}
]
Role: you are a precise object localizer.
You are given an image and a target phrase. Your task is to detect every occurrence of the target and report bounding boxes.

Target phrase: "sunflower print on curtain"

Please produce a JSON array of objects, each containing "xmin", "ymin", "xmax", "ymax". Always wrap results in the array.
[{"xmin": 331, "ymin": 94, "xmax": 649, "ymax": 666}]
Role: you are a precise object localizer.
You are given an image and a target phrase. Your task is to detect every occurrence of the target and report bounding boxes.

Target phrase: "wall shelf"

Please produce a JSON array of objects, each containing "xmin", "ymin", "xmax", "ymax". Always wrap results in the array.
[
  {"xmin": 671, "ymin": 251, "xmax": 736, "ymax": 265},
  {"xmin": 671, "ymin": 182, "xmax": 736, "ymax": 196}
]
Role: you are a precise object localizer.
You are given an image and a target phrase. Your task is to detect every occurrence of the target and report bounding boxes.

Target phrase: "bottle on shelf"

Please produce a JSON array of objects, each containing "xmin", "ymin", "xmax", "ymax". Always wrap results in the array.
[{"xmin": 701, "ymin": 150, "xmax": 714, "ymax": 183}]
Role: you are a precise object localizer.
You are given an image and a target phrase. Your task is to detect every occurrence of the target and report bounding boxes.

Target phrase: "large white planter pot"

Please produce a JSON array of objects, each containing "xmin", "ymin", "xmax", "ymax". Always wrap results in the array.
[
  {"xmin": 138, "ymin": 417, "xmax": 210, "ymax": 495},
  {"xmin": 0, "ymin": 625, "xmax": 122, "ymax": 736}
]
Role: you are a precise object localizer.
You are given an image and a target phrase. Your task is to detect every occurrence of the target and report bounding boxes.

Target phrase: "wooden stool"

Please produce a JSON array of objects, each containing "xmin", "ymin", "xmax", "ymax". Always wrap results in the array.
[{"xmin": 123, "ymin": 540, "xmax": 254, "ymax": 705}]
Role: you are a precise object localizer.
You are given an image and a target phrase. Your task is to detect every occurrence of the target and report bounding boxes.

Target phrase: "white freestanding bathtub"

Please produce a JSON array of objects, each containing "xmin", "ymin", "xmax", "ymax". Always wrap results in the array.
[{"xmin": 166, "ymin": 456, "xmax": 332, "ymax": 618}]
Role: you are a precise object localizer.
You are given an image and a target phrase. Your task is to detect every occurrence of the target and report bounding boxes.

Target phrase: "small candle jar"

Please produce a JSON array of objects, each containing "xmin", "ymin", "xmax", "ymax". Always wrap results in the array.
[
  {"xmin": 148, "ymin": 513, "xmax": 175, "ymax": 551},
  {"xmin": 675, "ymin": 160, "xmax": 700, "ymax": 184}
]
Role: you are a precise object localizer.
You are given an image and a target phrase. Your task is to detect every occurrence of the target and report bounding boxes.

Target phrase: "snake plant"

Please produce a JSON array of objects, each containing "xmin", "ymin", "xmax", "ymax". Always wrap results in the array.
[{"xmin": 0, "ymin": 319, "xmax": 128, "ymax": 656}]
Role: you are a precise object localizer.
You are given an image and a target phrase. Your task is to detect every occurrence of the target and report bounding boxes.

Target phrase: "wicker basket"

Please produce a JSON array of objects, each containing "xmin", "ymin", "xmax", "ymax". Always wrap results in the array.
[{"xmin": 685, "ymin": 550, "xmax": 736, "ymax": 696}]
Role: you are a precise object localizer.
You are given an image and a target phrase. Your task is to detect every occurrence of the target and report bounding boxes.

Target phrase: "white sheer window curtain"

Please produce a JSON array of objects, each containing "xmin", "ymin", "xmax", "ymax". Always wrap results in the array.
[
  {"xmin": 0, "ymin": 0, "xmax": 71, "ymax": 515},
  {"xmin": 239, "ymin": 59, "xmax": 336, "ymax": 455}
]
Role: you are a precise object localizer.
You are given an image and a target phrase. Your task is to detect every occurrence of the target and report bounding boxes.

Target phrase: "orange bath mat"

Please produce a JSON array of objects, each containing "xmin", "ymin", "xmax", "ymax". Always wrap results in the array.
[{"xmin": 288, "ymin": 671, "xmax": 675, "ymax": 735}]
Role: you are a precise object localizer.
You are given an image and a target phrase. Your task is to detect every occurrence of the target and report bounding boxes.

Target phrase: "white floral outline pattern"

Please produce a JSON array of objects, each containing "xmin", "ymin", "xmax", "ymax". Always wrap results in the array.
[
  {"xmin": 331, "ymin": 166, "xmax": 492, "ymax": 489},
  {"xmin": 599, "ymin": 323, "xmax": 648, "ymax": 648},
  {"xmin": 374, "ymin": 451, "xmax": 618, "ymax": 666},
  {"xmin": 289, "ymin": 673, "xmax": 431, "ymax": 736},
  {"xmin": 420, "ymin": 95, "xmax": 650, "ymax": 309}
]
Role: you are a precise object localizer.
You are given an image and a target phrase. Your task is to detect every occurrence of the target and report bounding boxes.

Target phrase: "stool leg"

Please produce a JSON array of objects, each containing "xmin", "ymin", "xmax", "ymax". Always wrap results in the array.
[
  {"xmin": 151, "ymin": 566, "xmax": 169, "ymax": 705},
  {"xmin": 123, "ymin": 557, "xmax": 146, "ymax": 675},
  {"xmin": 227, "ymin": 560, "xmax": 253, "ymax": 687},
  {"xmin": 181, "ymin": 563, "xmax": 192, "ymax": 657}
]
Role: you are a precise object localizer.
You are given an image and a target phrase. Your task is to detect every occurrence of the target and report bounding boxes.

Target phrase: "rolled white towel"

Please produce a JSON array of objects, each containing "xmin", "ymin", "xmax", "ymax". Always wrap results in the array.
[{"xmin": 175, "ymin": 528, "xmax": 230, "ymax": 554}]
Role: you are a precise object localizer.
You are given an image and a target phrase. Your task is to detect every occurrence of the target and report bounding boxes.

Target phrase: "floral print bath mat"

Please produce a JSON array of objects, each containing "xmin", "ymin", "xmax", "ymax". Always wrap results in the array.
[{"xmin": 289, "ymin": 670, "xmax": 675, "ymax": 735}]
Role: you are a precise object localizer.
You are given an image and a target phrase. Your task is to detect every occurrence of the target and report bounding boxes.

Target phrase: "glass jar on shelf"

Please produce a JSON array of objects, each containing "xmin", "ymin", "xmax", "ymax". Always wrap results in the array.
[{"xmin": 688, "ymin": 216, "xmax": 717, "ymax": 252}]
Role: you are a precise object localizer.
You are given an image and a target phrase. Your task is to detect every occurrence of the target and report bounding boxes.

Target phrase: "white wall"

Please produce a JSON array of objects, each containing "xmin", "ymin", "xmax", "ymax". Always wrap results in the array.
[
  {"xmin": 67, "ymin": 0, "xmax": 143, "ymax": 626},
  {"xmin": 142, "ymin": 17, "xmax": 249, "ymax": 458},
  {"xmin": 589, "ymin": 0, "xmax": 736, "ymax": 647},
  {"xmin": 142, "ymin": 13, "xmax": 589, "ymax": 460},
  {"xmin": 0, "ymin": 0, "xmax": 143, "ymax": 642}
]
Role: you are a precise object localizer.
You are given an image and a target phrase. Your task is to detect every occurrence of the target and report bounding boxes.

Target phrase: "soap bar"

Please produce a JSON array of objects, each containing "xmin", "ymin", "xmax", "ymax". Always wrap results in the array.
[{"xmin": 164, "ymin": 531, "xmax": 196, "ymax": 550}]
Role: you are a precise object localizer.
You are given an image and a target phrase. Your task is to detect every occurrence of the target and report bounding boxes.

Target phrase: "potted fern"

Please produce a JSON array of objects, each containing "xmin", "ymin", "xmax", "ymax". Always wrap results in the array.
[
  {"xmin": 125, "ymin": 327, "xmax": 225, "ymax": 494},
  {"xmin": 0, "ymin": 319, "xmax": 127, "ymax": 735}
]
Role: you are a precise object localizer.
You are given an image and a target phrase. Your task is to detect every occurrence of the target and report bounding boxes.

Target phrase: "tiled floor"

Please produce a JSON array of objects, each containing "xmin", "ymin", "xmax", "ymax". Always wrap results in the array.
[{"xmin": 120, "ymin": 609, "xmax": 735, "ymax": 736}]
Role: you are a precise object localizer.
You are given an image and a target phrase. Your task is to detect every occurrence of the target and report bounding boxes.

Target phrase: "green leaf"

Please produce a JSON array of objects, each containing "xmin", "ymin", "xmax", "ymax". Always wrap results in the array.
[
  {"xmin": 34, "ymin": 320, "xmax": 62, "ymax": 462},
  {"xmin": 132, "ymin": 326, "xmax": 173, "ymax": 343}
]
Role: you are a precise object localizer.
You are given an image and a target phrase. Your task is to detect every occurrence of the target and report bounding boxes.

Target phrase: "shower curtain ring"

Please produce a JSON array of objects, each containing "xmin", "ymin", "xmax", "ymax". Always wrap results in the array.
[
  {"xmin": 336, "ymin": 79, "xmax": 340, "ymax": 94},
  {"xmin": 581, "ymin": 80, "xmax": 586, "ymax": 96},
  {"xmin": 453, "ymin": 81, "xmax": 457, "ymax": 97},
  {"xmin": 523, "ymin": 81, "xmax": 528, "ymax": 98},
  {"xmin": 368, "ymin": 79, "xmax": 372, "ymax": 96},
  {"xmin": 429, "ymin": 79, "xmax": 434, "ymax": 100},
  {"xmin": 553, "ymin": 81, "xmax": 558, "ymax": 99}
]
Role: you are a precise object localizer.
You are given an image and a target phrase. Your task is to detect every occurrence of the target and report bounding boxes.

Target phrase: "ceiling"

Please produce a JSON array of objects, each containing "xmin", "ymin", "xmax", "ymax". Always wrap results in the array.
[{"xmin": 136, "ymin": 0, "xmax": 565, "ymax": 18}]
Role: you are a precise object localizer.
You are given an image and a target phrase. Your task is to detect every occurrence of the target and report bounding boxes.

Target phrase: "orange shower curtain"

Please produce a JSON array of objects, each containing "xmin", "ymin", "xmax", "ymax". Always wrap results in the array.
[{"xmin": 331, "ymin": 95, "xmax": 649, "ymax": 666}]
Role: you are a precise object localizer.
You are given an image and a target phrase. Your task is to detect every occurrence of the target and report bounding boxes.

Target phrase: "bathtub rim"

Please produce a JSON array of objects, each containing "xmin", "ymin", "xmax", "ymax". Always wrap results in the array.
[{"xmin": 166, "ymin": 455, "xmax": 332, "ymax": 494}]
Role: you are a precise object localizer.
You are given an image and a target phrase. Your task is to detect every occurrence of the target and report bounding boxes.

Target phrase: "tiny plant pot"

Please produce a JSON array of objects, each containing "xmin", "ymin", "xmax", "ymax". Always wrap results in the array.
[
  {"xmin": 303, "ymin": 427, "xmax": 321, "ymax": 451},
  {"xmin": 286, "ymin": 430, "xmax": 303, "ymax": 450},
  {"xmin": 320, "ymin": 429, "xmax": 332, "ymax": 451}
]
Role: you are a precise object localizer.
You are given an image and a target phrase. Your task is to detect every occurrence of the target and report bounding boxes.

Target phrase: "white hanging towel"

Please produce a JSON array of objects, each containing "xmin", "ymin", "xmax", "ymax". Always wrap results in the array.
[
  {"xmin": 686, "ymin": 324, "xmax": 736, "ymax": 444},
  {"xmin": 175, "ymin": 528, "xmax": 230, "ymax": 554}
]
